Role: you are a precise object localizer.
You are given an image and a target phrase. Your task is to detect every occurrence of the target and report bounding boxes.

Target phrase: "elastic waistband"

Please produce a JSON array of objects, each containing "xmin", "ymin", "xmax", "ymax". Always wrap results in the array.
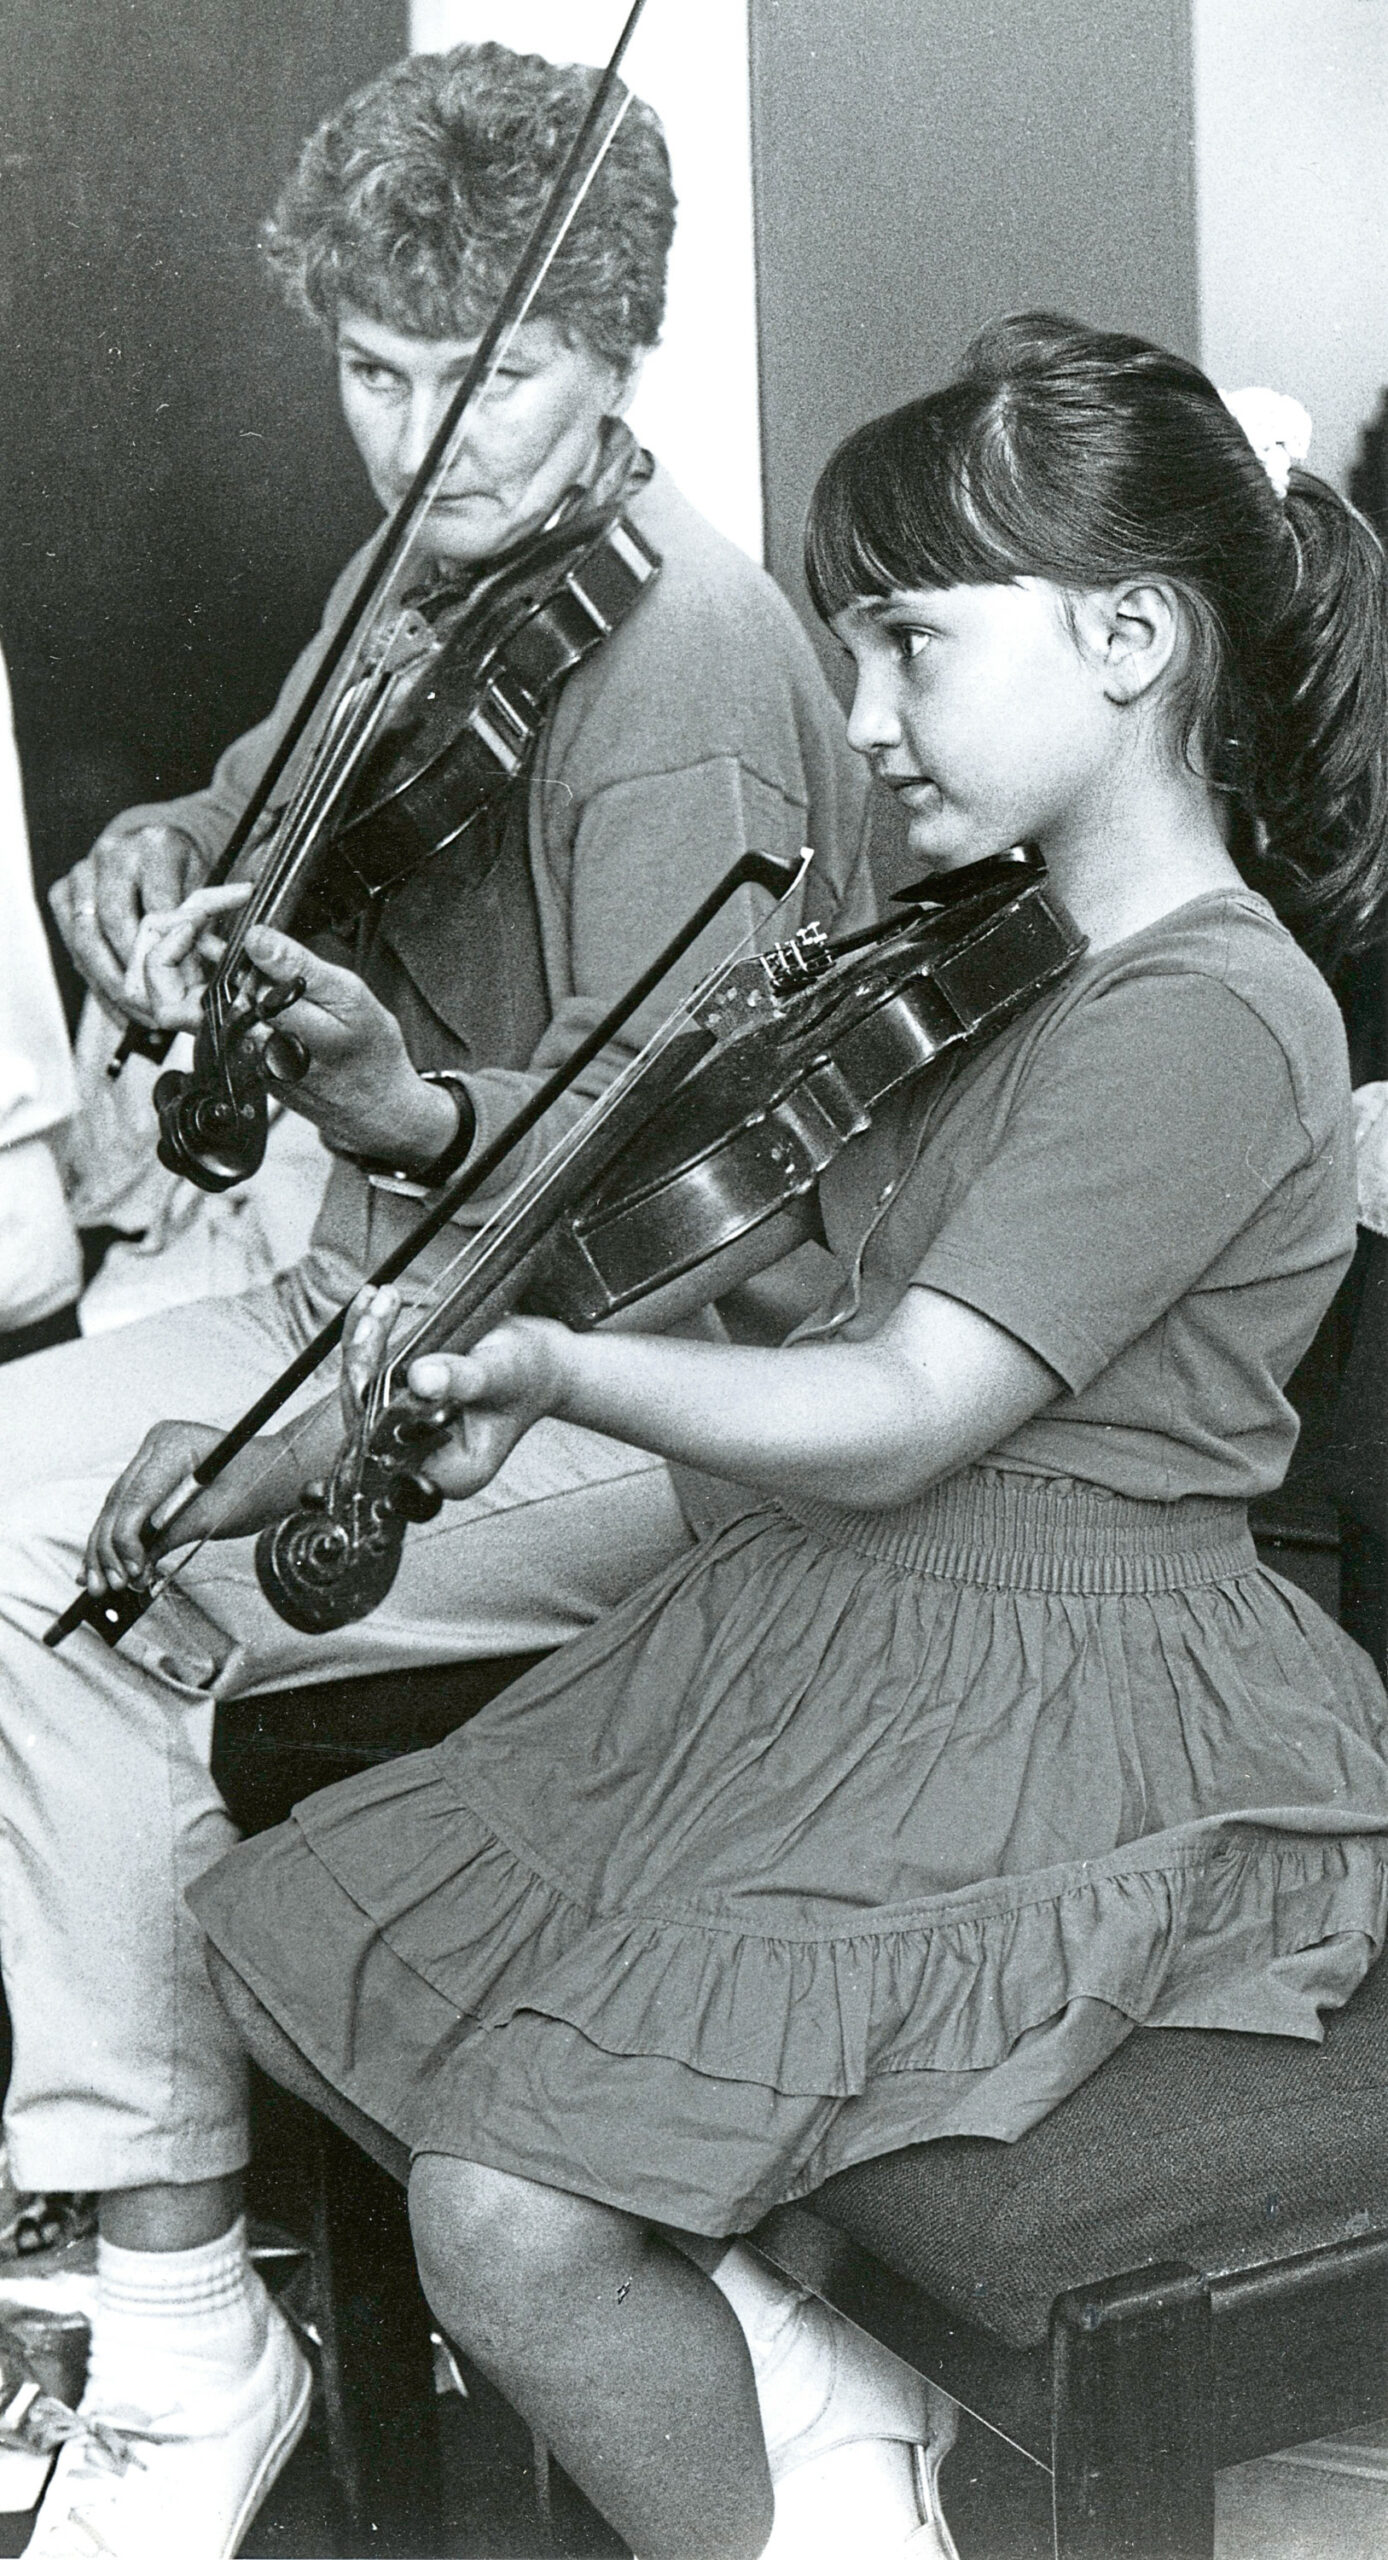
[{"xmin": 781, "ymin": 1468, "xmax": 1256, "ymax": 1594}]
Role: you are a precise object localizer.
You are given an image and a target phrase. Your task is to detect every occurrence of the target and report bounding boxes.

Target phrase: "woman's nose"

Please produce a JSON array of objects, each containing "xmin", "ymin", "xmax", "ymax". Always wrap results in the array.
[{"xmin": 396, "ymin": 388, "xmax": 456, "ymax": 480}]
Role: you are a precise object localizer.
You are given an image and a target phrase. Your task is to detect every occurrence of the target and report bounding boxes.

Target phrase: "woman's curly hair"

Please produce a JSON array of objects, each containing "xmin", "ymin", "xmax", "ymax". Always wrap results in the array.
[{"xmin": 262, "ymin": 42, "xmax": 676, "ymax": 372}]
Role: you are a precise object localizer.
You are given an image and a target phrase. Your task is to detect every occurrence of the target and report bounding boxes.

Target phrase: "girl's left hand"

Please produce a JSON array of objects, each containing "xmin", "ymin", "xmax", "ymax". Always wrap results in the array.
[{"xmin": 404, "ymin": 1319, "xmax": 573, "ymax": 1502}]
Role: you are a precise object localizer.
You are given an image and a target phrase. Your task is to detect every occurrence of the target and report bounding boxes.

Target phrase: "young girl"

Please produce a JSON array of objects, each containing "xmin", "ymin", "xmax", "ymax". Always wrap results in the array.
[{"xmin": 183, "ymin": 315, "xmax": 1388, "ymax": 2560}]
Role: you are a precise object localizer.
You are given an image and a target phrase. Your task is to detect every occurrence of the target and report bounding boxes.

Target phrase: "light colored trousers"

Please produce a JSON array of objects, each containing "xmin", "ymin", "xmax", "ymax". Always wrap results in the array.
[{"xmin": 0, "ymin": 1258, "xmax": 689, "ymax": 2191}]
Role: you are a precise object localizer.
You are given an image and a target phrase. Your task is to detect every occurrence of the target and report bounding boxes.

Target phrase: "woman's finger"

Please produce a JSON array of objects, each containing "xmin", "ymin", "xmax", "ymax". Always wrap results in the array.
[{"xmin": 243, "ymin": 923, "xmax": 359, "ymax": 1018}]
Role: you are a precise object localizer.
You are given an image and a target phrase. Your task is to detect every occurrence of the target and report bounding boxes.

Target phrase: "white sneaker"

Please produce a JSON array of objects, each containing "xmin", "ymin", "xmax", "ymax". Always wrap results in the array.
[
  {"xmin": 23, "ymin": 2303, "xmax": 311, "ymax": 2559},
  {"xmin": 765, "ymin": 2433, "xmax": 960, "ymax": 2559}
]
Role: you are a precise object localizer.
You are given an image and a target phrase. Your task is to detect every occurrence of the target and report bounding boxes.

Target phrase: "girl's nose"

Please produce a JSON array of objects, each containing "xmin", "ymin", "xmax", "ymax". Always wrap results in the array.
[{"xmin": 844, "ymin": 663, "xmax": 902, "ymax": 759}]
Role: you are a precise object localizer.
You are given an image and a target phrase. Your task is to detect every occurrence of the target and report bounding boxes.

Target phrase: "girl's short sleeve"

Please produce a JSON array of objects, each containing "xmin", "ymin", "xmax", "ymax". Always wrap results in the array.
[{"xmin": 909, "ymin": 971, "xmax": 1312, "ymax": 1391}]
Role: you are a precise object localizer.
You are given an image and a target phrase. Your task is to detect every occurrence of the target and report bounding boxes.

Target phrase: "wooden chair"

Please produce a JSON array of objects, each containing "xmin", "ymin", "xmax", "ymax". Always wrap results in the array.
[{"xmin": 754, "ymin": 1954, "xmax": 1388, "ymax": 2559}]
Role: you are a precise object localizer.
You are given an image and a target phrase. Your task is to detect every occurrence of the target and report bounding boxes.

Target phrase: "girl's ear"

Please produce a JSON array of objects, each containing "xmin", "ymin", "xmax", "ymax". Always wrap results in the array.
[{"xmin": 1074, "ymin": 581, "xmax": 1182, "ymax": 705}]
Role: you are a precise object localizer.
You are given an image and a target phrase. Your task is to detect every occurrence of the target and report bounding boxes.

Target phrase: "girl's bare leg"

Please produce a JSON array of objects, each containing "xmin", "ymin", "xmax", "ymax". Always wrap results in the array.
[{"xmin": 409, "ymin": 2153, "xmax": 774, "ymax": 2560}]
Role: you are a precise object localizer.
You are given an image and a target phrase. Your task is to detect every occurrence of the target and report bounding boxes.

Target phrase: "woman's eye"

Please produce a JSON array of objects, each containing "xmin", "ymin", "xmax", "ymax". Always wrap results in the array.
[
  {"xmin": 893, "ymin": 628, "xmax": 932, "ymax": 663},
  {"xmin": 344, "ymin": 361, "xmax": 400, "ymax": 394}
]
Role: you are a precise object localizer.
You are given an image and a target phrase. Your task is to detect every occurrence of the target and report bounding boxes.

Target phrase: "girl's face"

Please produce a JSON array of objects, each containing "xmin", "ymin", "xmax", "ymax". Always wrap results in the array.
[{"xmin": 832, "ymin": 579, "xmax": 1120, "ymax": 873}]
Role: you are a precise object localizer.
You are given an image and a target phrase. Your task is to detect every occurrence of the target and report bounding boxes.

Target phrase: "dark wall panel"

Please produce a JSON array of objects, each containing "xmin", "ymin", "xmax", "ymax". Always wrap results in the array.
[
  {"xmin": 750, "ymin": 0, "xmax": 1199, "ymax": 638},
  {"xmin": 0, "ymin": 0, "xmax": 406, "ymax": 961}
]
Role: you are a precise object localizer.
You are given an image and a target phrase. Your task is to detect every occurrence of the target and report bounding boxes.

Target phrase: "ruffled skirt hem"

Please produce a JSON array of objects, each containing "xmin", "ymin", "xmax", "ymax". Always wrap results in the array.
[{"xmin": 190, "ymin": 1468, "xmax": 1388, "ymax": 2229}]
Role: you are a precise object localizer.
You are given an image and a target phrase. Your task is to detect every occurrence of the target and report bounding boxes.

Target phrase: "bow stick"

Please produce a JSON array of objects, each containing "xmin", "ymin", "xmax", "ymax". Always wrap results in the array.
[
  {"xmin": 47, "ymin": 846, "xmax": 804, "ymax": 1652},
  {"xmin": 112, "ymin": 0, "xmax": 653, "ymax": 1080}
]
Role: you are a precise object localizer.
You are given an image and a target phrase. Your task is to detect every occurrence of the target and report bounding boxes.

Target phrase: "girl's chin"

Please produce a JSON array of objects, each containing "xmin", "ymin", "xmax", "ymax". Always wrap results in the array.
[{"xmin": 903, "ymin": 819, "xmax": 981, "ymax": 871}]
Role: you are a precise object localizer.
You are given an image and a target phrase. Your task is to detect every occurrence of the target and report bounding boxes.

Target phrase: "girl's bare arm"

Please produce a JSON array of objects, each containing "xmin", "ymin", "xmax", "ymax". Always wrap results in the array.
[{"xmin": 409, "ymin": 1287, "xmax": 1059, "ymax": 1515}]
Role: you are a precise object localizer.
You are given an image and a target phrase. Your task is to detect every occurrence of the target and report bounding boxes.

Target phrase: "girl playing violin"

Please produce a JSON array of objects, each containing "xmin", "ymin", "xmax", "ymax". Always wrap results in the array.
[{"xmin": 189, "ymin": 316, "xmax": 1388, "ymax": 2560}]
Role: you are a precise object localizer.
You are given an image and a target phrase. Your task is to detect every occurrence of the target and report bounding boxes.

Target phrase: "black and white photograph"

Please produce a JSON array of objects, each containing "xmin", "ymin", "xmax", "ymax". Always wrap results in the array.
[{"xmin": 1, "ymin": 4, "xmax": 1387, "ymax": 2554}]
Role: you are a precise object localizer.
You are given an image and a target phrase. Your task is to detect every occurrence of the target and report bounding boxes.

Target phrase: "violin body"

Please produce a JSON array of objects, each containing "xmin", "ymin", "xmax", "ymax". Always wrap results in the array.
[
  {"xmin": 292, "ymin": 511, "xmax": 660, "ymax": 940},
  {"xmin": 153, "ymin": 505, "xmax": 660, "ymax": 1192},
  {"xmin": 257, "ymin": 857, "xmax": 1086, "ymax": 1632}
]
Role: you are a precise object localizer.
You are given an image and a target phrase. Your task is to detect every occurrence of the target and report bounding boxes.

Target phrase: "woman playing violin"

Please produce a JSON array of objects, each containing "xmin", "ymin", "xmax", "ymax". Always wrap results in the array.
[{"xmin": 10, "ymin": 42, "xmax": 870, "ymax": 2560}]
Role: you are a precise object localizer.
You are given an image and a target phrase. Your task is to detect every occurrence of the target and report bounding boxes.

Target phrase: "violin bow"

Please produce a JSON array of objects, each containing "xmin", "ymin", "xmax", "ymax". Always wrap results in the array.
[
  {"xmin": 47, "ymin": 846, "xmax": 803, "ymax": 1652},
  {"xmin": 112, "ymin": 0, "xmax": 653, "ymax": 1078}
]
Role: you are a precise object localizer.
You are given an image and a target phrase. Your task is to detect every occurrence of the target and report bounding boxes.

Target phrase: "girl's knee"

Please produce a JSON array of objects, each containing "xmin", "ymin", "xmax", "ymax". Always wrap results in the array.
[{"xmin": 409, "ymin": 2152, "xmax": 631, "ymax": 2327}]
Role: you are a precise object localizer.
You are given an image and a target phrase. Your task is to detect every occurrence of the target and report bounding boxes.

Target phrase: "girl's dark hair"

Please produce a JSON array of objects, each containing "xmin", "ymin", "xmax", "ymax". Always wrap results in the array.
[
  {"xmin": 263, "ymin": 43, "xmax": 675, "ymax": 373},
  {"xmin": 805, "ymin": 313, "xmax": 1388, "ymax": 958}
]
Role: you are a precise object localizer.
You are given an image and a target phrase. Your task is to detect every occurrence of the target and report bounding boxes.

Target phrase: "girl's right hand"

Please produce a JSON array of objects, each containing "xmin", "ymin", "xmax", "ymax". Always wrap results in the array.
[{"xmin": 82, "ymin": 1419, "xmax": 285, "ymax": 1595}]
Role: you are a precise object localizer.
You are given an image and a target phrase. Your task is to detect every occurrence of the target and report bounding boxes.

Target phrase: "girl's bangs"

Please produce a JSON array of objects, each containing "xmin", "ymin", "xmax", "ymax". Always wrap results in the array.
[{"xmin": 804, "ymin": 400, "xmax": 1019, "ymax": 618}]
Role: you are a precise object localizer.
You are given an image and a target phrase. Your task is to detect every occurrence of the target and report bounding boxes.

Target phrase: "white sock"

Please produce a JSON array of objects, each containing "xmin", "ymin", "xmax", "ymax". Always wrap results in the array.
[
  {"xmin": 711, "ymin": 2242, "xmax": 837, "ymax": 2472},
  {"xmin": 86, "ymin": 2218, "xmax": 272, "ymax": 2420},
  {"xmin": 712, "ymin": 2240, "xmax": 959, "ymax": 2553}
]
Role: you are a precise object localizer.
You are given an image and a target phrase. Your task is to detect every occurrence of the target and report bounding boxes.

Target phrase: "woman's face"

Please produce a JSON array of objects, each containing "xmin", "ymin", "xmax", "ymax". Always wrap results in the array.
[
  {"xmin": 832, "ymin": 579, "xmax": 1119, "ymax": 873},
  {"xmin": 336, "ymin": 306, "xmax": 632, "ymax": 568}
]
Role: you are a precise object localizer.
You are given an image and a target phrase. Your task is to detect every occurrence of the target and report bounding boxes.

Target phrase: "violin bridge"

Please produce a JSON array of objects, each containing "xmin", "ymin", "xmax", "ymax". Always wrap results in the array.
[{"xmin": 759, "ymin": 922, "xmax": 832, "ymax": 998}]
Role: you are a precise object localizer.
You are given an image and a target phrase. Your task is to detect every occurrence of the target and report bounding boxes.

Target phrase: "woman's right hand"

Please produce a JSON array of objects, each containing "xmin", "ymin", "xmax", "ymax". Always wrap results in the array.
[
  {"xmin": 50, "ymin": 821, "xmax": 206, "ymax": 1021},
  {"xmin": 82, "ymin": 1420, "xmax": 281, "ymax": 1595}
]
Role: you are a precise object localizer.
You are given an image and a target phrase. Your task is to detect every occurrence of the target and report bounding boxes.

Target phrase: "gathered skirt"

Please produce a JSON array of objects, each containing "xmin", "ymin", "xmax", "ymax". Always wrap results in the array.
[{"xmin": 191, "ymin": 1467, "xmax": 1388, "ymax": 2233}]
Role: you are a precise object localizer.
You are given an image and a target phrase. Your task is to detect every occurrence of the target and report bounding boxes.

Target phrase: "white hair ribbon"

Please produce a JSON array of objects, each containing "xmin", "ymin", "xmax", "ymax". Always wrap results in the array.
[{"xmin": 1218, "ymin": 386, "xmax": 1314, "ymax": 502}]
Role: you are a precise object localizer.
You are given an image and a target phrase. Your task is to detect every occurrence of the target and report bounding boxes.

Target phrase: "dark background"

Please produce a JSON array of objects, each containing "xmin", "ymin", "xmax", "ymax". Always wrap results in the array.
[{"xmin": 0, "ymin": 0, "xmax": 405, "ymax": 1019}]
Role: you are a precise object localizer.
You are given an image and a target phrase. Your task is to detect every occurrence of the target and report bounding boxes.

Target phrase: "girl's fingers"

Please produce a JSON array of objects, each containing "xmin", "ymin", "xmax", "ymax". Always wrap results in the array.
[
  {"xmin": 408, "ymin": 1319, "xmax": 562, "ymax": 1415},
  {"xmin": 341, "ymin": 1286, "xmax": 401, "ymax": 1421},
  {"xmin": 408, "ymin": 1352, "xmax": 476, "ymax": 1406}
]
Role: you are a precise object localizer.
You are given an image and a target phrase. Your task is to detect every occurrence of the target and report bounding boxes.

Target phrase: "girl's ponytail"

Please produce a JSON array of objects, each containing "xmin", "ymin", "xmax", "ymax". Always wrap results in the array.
[{"xmin": 1249, "ymin": 476, "xmax": 1388, "ymax": 960}]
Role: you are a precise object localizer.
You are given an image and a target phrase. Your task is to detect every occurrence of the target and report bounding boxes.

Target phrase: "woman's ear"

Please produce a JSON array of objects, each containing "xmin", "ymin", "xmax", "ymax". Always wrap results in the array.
[
  {"xmin": 1073, "ymin": 581, "xmax": 1182, "ymax": 705},
  {"xmin": 608, "ymin": 351, "xmax": 647, "ymax": 416}
]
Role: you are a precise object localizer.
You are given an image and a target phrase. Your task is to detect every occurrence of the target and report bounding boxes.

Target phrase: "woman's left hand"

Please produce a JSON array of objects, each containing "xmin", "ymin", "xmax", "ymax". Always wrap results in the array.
[{"xmin": 233, "ymin": 923, "xmax": 461, "ymax": 1166}]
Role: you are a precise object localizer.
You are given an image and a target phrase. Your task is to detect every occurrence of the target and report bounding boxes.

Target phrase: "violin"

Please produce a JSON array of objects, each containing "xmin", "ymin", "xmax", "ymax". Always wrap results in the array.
[
  {"xmin": 106, "ymin": 0, "xmax": 656, "ymax": 1196},
  {"xmin": 45, "ymin": 849, "xmax": 1083, "ymax": 1657},
  {"xmin": 256, "ymin": 849, "xmax": 1085, "ymax": 1632},
  {"xmin": 151, "ymin": 492, "xmax": 660, "ymax": 1194}
]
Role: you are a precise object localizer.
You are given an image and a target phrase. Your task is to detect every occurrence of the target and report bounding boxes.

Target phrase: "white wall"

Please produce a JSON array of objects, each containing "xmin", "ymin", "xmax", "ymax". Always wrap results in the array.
[
  {"xmin": 409, "ymin": 0, "xmax": 763, "ymax": 559},
  {"xmin": 1193, "ymin": 0, "xmax": 1388, "ymax": 492}
]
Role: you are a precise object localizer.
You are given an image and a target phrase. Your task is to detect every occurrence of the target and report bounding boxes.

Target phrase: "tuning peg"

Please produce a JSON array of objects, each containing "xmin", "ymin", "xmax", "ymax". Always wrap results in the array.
[{"xmin": 262, "ymin": 1029, "xmax": 310, "ymax": 1084}]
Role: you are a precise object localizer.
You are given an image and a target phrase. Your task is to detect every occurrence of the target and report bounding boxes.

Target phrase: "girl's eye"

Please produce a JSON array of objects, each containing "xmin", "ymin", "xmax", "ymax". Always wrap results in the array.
[{"xmin": 892, "ymin": 627, "xmax": 932, "ymax": 664}]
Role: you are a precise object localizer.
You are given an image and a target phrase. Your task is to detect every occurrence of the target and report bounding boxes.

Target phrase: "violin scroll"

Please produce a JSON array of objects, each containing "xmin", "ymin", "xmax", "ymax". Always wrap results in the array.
[
  {"xmin": 153, "ymin": 973, "xmax": 308, "ymax": 1191},
  {"xmin": 254, "ymin": 1388, "xmax": 453, "ymax": 1634}
]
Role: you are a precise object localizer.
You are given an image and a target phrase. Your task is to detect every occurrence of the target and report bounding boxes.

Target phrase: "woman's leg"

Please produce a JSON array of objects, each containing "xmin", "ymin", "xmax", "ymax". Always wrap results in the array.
[
  {"xmin": 207, "ymin": 1946, "xmax": 412, "ymax": 2184},
  {"xmin": 409, "ymin": 2153, "xmax": 774, "ymax": 2560}
]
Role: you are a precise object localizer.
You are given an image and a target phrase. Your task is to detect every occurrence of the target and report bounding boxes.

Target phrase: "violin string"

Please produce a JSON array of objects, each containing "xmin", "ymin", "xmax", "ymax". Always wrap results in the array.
[
  {"xmin": 102, "ymin": 852, "xmax": 810, "ymax": 1616},
  {"xmin": 219, "ymin": 675, "xmax": 386, "ymax": 968},
  {"xmin": 216, "ymin": 621, "xmax": 420, "ymax": 986},
  {"xmin": 371, "ymin": 863, "xmax": 812, "ymax": 1402}
]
